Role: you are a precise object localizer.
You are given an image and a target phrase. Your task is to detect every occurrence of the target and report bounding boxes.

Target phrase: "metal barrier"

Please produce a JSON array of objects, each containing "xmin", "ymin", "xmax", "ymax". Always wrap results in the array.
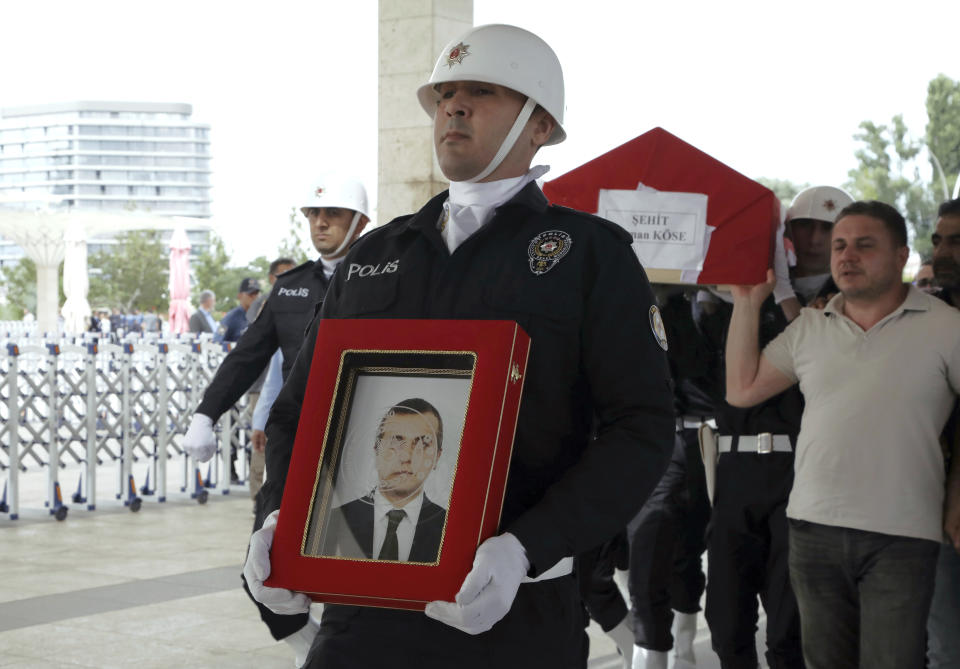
[{"xmin": 0, "ymin": 331, "xmax": 252, "ymax": 520}]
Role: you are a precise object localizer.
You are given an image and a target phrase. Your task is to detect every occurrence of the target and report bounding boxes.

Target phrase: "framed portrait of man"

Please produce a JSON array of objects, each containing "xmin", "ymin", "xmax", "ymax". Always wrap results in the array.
[{"xmin": 266, "ymin": 319, "xmax": 530, "ymax": 610}]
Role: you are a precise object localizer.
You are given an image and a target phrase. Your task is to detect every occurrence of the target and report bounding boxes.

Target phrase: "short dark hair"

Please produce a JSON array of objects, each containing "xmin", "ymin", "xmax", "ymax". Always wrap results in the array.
[
  {"xmin": 836, "ymin": 200, "xmax": 907, "ymax": 248},
  {"xmin": 377, "ymin": 398, "xmax": 443, "ymax": 452},
  {"xmin": 938, "ymin": 198, "xmax": 960, "ymax": 218},
  {"xmin": 269, "ymin": 257, "xmax": 296, "ymax": 276}
]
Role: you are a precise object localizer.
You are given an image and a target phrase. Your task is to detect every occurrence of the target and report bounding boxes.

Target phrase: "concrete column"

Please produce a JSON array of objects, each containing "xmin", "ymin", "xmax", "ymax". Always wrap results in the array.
[
  {"xmin": 36, "ymin": 263, "xmax": 59, "ymax": 335},
  {"xmin": 378, "ymin": 0, "xmax": 472, "ymax": 225}
]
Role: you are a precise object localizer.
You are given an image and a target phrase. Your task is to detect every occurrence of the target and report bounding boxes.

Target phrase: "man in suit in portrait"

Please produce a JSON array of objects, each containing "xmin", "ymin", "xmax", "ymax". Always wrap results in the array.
[{"xmin": 322, "ymin": 398, "xmax": 447, "ymax": 563}]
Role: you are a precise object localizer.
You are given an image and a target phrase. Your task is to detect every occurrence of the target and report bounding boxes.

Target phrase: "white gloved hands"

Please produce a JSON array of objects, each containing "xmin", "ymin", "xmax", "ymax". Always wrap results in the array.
[
  {"xmin": 243, "ymin": 510, "xmax": 312, "ymax": 615},
  {"xmin": 772, "ymin": 218, "xmax": 797, "ymax": 304},
  {"xmin": 183, "ymin": 413, "xmax": 217, "ymax": 462},
  {"xmin": 424, "ymin": 532, "xmax": 529, "ymax": 635}
]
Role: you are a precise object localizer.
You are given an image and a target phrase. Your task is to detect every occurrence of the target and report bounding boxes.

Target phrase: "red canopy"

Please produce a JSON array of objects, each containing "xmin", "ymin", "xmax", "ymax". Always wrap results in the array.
[{"xmin": 543, "ymin": 127, "xmax": 780, "ymax": 285}]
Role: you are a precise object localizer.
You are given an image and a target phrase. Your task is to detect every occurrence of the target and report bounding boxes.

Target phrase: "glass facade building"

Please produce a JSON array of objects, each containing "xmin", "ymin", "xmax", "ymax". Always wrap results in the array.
[{"xmin": 0, "ymin": 101, "xmax": 212, "ymax": 264}]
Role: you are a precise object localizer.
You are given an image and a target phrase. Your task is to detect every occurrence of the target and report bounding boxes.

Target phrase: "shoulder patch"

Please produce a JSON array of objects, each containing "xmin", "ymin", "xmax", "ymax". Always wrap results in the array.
[{"xmin": 649, "ymin": 305, "xmax": 668, "ymax": 351}]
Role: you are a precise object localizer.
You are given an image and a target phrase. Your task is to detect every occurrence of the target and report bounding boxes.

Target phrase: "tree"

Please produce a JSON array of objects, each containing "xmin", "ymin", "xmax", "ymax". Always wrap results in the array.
[
  {"xmin": 845, "ymin": 115, "xmax": 938, "ymax": 258},
  {"xmin": 926, "ymin": 74, "xmax": 960, "ymax": 200},
  {"xmin": 191, "ymin": 232, "xmax": 271, "ymax": 315},
  {"xmin": 88, "ymin": 230, "xmax": 169, "ymax": 312},
  {"xmin": 755, "ymin": 177, "xmax": 809, "ymax": 210},
  {"xmin": 846, "ymin": 75, "xmax": 960, "ymax": 259},
  {"xmin": 0, "ymin": 257, "xmax": 65, "ymax": 318},
  {"xmin": 276, "ymin": 207, "xmax": 311, "ymax": 265}
]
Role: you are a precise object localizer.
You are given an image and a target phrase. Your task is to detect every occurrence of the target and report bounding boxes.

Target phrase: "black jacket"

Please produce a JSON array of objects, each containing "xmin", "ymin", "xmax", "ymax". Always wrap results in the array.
[
  {"xmin": 196, "ymin": 260, "xmax": 330, "ymax": 420},
  {"xmin": 262, "ymin": 183, "xmax": 675, "ymax": 576}
]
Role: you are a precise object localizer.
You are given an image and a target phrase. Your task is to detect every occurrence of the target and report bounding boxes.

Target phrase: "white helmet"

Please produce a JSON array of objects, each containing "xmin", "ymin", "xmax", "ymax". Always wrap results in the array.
[
  {"xmin": 300, "ymin": 177, "xmax": 370, "ymax": 259},
  {"xmin": 300, "ymin": 177, "xmax": 370, "ymax": 219},
  {"xmin": 786, "ymin": 186, "xmax": 854, "ymax": 224},
  {"xmin": 417, "ymin": 24, "xmax": 565, "ymax": 146},
  {"xmin": 417, "ymin": 24, "xmax": 565, "ymax": 183}
]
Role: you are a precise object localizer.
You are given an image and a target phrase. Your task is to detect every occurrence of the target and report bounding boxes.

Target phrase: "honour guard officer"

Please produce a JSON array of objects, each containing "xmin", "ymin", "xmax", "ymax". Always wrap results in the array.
[
  {"xmin": 703, "ymin": 186, "xmax": 852, "ymax": 669},
  {"xmin": 242, "ymin": 23, "xmax": 675, "ymax": 669},
  {"xmin": 181, "ymin": 178, "xmax": 369, "ymax": 659},
  {"xmin": 628, "ymin": 287, "xmax": 718, "ymax": 669}
]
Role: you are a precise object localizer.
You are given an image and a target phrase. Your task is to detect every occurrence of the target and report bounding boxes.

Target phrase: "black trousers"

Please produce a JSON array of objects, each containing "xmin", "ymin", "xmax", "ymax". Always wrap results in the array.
[
  {"xmin": 305, "ymin": 576, "xmax": 587, "ymax": 668},
  {"xmin": 628, "ymin": 429, "xmax": 710, "ymax": 651},
  {"xmin": 705, "ymin": 450, "xmax": 804, "ymax": 669},
  {"xmin": 578, "ymin": 531, "xmax": 629, "ymax": 632}
]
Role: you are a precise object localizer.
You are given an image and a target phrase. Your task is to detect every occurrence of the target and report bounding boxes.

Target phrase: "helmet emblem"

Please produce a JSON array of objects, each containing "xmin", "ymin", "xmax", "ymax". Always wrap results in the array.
[
  {"xmin": 315, "ymin": 186, "xmax": 324, "ymax": 196},
  {"xmin": 446, "ymin": 42, "xmax": 470, "ymax": 68},
  {"xmin": 823, "ymin": 199, "xmax": 836, "ymax": 212}
]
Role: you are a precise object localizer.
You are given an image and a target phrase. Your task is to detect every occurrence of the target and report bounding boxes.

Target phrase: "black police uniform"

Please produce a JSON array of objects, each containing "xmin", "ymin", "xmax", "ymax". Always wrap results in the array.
[
  {"xmin": 195, "ymin": 261, "xmax": 330, "ymax": 421},
  {"xmin": 703, "ymin": 294, "xmax": 806, "ymax": 669},
  {"xmin": 257, "ymin": 183, "xmax": 675, "ymax": 669},
  {"xmin": 199, "ymin": 261, "xmax": 333, "ymax": 642},
  {"xmin": 627, "ymin": 289, "xmax": 714, "ymax": 651}
]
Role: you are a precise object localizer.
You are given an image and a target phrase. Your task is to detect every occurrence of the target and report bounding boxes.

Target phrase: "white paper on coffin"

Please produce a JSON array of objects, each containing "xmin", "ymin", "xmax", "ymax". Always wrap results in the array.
[{"xmin": 598, "ymin": 186, "xmax": 712, "ymax": 273}]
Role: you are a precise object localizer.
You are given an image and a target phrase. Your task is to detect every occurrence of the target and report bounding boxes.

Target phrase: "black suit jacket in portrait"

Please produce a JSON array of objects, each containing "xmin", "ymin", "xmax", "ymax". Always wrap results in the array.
[{"xmin": 322, "ymin": 493, "xmax": 446, "ymax": 563}]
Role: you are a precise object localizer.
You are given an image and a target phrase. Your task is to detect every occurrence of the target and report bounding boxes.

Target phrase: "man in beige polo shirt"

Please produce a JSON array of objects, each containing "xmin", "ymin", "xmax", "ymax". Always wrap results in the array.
[{"xmin": 725, "ymin": 200, "xmax": 960, "ymax": 669}]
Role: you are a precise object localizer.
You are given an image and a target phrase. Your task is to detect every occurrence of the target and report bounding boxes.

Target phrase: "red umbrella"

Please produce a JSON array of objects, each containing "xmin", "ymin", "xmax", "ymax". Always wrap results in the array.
[
  {"xmin": 543, "ymin": 127, "xmax": 780, "ymax": 285},
  {"xmin": 168, "ymin": 226, "xmax": 192, "ymax": 333}
]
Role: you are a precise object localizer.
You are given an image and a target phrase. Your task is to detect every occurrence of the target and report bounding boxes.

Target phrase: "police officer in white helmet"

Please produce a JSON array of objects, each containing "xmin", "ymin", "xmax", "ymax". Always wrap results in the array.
[
  {"xmin": 786, "ymin": 185, "xmax": 855, "ymax": 303},
  {"xmin": 242, "ymin": 24, "xmax": 674, "ymax": 668},
  {"xmin": 181, "ymin": 177, "xmax": 369, "ymax": 665}
]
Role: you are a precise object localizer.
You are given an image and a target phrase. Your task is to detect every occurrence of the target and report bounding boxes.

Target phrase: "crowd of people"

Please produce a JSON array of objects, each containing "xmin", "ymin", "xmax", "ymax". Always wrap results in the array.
[{"xmin": 169, "ymin": 23, "xmax": 958, "ymax": 669}]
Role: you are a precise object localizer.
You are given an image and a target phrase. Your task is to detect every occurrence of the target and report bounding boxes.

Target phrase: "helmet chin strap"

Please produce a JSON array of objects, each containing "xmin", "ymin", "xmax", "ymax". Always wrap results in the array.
[
  {"xmin": 321, "ymin": 211, "xmax": 363, "ymax": 261},
  {"xmin": 462, "ymin": 97, "xmax": 538, "ymax": 184}
]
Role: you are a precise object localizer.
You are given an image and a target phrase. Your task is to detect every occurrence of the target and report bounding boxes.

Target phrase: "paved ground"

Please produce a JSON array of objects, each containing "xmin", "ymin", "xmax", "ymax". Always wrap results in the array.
[{"xmin": 0, "ymin": 462, "xmax": 765, "ymax": 668}]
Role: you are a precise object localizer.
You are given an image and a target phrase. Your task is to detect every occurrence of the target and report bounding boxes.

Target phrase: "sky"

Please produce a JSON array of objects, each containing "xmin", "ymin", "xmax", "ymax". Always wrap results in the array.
[{"xmin": 1, "ymin": 0, "xmax": 958, "ymax": 264}]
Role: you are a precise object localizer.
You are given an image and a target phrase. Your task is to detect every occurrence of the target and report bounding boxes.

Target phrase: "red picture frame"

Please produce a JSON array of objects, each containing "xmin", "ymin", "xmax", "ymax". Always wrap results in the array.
[{"xmin": 265, "ymin": 319, "xmax": 530, "ymax": 611}]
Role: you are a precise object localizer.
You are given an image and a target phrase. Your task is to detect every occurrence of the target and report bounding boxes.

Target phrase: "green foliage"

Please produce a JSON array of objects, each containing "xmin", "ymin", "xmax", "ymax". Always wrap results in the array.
[
  {"xmin": 926, "ymin": 74, "xmax": 960, "ymax": 199},
  {"xmin": 846, "ymin": 115, "xmax": 938, "ymax": 258},
  {"xmin": 845, "ymin": 75, "xmax": 960, "ymax": 259},
  {"xmin": 1, "ymin": 257, "xmax": 38, "ymax": 315},
  {"xmin": 276, "ymin": 207, "xmax": 311, "ymax": 265},
  {"xmin": 0, "ymin": 257, "xmax": 65, "ymax": 316},
  {"xmin": 755, "ymin": 177, "xmax": 810, "ymax": 209},
  {"xmin": 191, "ymin": 233, "xmax": 271, "ymax": 315},
  {"xmin": 88, "ymin": 230, "xmax": 169, "ymax": 312}
]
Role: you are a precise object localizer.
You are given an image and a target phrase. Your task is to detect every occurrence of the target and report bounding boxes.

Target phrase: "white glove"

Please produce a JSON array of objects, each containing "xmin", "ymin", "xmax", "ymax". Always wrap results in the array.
[
  {"xmin": 424, "ymin": 532, "xmax": 529, "ymax": 635},
  {"xmin": 243, "ymin": 510, "xmax": 312, "ymax": 615},
  {"xmin": 772, "ymin": 218, "xmax": 797, "ymax": 304},
  {"xmin": 183, "ymin": 413, "xmax": 217, "ymax": 462}
]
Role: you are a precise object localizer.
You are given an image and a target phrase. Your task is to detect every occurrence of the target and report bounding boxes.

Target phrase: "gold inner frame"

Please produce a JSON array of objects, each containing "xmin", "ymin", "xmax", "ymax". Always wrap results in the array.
[{"xmin": 300, "ymin": 350, "xmax": 477, "ymax": 565}]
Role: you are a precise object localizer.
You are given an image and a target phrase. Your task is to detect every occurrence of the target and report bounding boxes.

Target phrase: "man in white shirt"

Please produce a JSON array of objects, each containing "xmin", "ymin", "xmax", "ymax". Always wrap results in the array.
[{"xmin": 725, "ymin": 200, "xmax": 960, "ymax": 669}]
